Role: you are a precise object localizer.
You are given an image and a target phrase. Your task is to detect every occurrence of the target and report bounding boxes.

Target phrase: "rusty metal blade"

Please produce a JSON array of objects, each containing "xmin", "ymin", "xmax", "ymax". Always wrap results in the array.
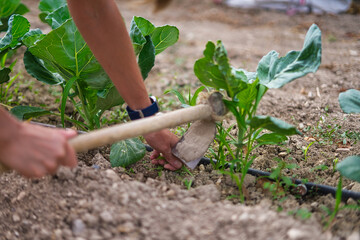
[{"xmin": 172, "ymin": 120, "xmax": 216, "ymax": 169}]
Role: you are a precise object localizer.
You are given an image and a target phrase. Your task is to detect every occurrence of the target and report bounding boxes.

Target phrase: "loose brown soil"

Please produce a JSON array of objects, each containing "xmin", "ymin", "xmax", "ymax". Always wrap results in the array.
[{"xmin": 1, "ymin": 0, "xmax": 360, "ymax": 239}]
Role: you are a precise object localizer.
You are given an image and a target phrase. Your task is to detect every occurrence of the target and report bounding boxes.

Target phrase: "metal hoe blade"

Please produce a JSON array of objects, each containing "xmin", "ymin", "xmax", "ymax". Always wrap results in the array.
[{"xmin": 172, "ymin": 119, "xmax": 216, "ymax": 169}]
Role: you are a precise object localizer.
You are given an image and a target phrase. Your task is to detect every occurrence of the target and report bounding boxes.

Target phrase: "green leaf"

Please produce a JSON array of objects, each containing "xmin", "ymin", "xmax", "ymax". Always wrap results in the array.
[
  {"xmin": 194, "ymin": 41, "xmax": 247, "ymax": 98},
  {"xmin": 23, "ymin": 50, "xmax": 62, "ymax": 85},
  {"xmin": 336, "ymin": 155, "xmax": 360, "ymax": 183},
  {"xmin": 13, "ymin": 3, "xmax": 29, "ymax": 16},
  {"xmin": 190, "ymin": 86, "xmax": 206, "ymax": 106},
  {"xmin": 110, "ymin": 138, "xmax": 146, "ymax": 167},
  {"xmin": 257, "ymin": 24, "xmax": 322, "ymax": 88},
  {"xmin": 151, "ymin": 25, "xmax": 179, "ymax": 55},
  {"xmin": 10, "ymin": 105, "xmax": 52, "ymax": 120},
  {"xmin": 0, "ymin": 14, "xmax": 30, "ymax": 51},
  {"xmin": 130, "ymin": 16, "xmax": 155, "ymax": 56},
  {"xmin": 45, "ymin": 5, "xmax": 70, "ymax": 29},
  {"xmin": 95, "ymin": 85, "xmax": 124, "ymax": 113},
  {"xmin": 0, "ymin": 3, "xmax": 29, "ymax": 32},
  {"xmin": 130, "ymin": 19, "xmax": 147, "ymax": 56},
  {"xmin": 133, "ymin": 16, "xmax": 156, "ymax": 36},
  {"xmin": 38, "ymin": 0, "xmax": 67, "ymax": 15},
  {"xmin": 138, "ymin": 36, "xmax": 155, "ymax": 80},
  {"xmin": 0, "ymin": 0, "xmax": 20, "ymax": 18},
  {"xmin": 0, "ymin": 67, "xmax": 11, "ymax": 84},
  {"xmin": 256, "ymin": 133, "xmax": 288, "ymax": 144},
  {"xmin": 248, "ymin": 116, "xmax": 300, "ymax": 136},
  {"xmin": 164, "ymin": 89, "xmax": 187, "ymax": 105},
  {"xmin": 236, "ymin": 79, "xmax": 259, "ymax": 110},
  {"xmin": 28, "ymin": 19, "xmax": 111, "ymax": 89},
  {"xmin": 22, "ymin": 29, "xmax": 45, "ymax": 47},
  {"xmin": 339, "ymin": 89, "xmax": 360, "ymax": 114}
]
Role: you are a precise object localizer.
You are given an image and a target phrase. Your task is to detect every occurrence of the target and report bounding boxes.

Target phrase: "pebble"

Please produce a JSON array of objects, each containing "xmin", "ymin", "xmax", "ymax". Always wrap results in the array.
[
  {"xmin": 117, "ymin": 222, "xmax": 135, "ymax": 233},
  {"xmin": 287, "ymin": 228, "xmax": 309, "ymax": 240},
  {"xmin": 83, "ymin": 213, "xmax": 98, "ymax": 227},
  {"xmin": 12, "ymin": 214, "xmax": 20, "ymax": 223},
  {"xmin": 298, "ymin": 123, "xmax": 305, "ymax": 129},
  {"xmin": 279, "ymin": 152, "xmax": 288, "ymax": 157},
  {"xmin": 198, "ymin": 164, "xmax": 205, "ymax": 172},
  {"xmin": 105, "ymin": 169, "xmax": 120, "ymax": 181},
  {"xmin": 72, "ymin": 219, "xmax": 86, "ymax": 236},
  {"xmin": 56, "ymin": 167, "xmax": 75, "ymax": 180},
  {"xmin": 351, "ymin": 182, "xmax": 360, "ymax": 192},
  {"xmin": 100, "ymin": 211, "xmax": 114, "ymax": 223},
  {"xmin": 336, "ymin": 148, "xmax": 351, "ymax": 152}
]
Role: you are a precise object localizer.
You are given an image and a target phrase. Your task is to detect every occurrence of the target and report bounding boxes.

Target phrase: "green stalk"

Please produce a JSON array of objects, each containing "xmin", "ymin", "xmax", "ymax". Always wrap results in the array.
[{"xmin": 76, "ymin": 82, "xmax": 94, "ymax": 129}]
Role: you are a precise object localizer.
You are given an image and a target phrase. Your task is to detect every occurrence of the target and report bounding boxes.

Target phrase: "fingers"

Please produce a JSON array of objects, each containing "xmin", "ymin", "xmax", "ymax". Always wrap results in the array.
[
  {"xmin": 58, "ymin": 128, "xmax": 77, "ymax": 139},
  {"xmin": 57, "ymin": 128, "xmax": 78, "ymax": 168}
]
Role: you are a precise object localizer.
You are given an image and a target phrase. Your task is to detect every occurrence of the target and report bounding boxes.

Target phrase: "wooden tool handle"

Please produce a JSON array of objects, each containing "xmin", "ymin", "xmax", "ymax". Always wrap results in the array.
[
  {"xmin": 0, "ymin": 104, "xmax": 212, "ymax": 173},
  {"xmin": 69, "ymin": 104, "xmax": 212, "ymax": 152}
]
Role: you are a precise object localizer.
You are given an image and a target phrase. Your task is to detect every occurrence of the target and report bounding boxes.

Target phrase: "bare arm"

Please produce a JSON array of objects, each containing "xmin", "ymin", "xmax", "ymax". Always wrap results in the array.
[
  {"xmin": 0, "ymin": 107, "xmax": 77, "ymax": 178},
  {"xmin": 67, "ymin": 0, "xmax": 182, "ymax": 170},
  {"xmin": 67, "ymin": 0, "xmax": 151, "ymax": 110}
]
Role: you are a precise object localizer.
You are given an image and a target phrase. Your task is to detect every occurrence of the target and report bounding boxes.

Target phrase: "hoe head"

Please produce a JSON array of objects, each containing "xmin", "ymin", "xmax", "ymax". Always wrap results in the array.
[{"xmin": 172, "ymin": 92, "xmax": 227, "ymax": 169}]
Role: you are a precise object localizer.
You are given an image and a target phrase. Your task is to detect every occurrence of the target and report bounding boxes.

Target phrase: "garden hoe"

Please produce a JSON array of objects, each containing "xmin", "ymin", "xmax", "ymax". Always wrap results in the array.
[{"xmin": 0, "ymin": 92, "xmax": 227, "ymax": 174}]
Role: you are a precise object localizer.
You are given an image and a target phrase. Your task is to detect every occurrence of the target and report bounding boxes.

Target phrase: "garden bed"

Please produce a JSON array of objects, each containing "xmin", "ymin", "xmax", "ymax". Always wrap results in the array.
[{"xmin": 0, "ymin": 0, "xmax": 359, "ymax": 239}]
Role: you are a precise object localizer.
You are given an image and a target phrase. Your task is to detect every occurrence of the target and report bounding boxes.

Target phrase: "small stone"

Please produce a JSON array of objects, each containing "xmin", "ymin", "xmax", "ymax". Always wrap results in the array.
[
  {"xmin": 279, "ymin": 152, "xmax": 288, "ymax": 157},
  {"xmin": 83, "ymin": 213, "xmax": 98, "ymax": 227},
  {"xmin": 165, "ymin": 189, "xmax": 176, "ymax": 198},
  {"xmin": 92, "ymin": 153, "xmax": 111, "ymax": 169},
  {"xmin": 298, "ymin": 123, "xmax": 305, "ymax": 129},
  {"xmin": 307, "ymin": 92, "xmax": 315, "ymax": 100},
  {"xmin": 117, "ymin": 222, "xmax": 135, "ymax": 233},
  {"xmin": 349, "ymin": 50, "xmax": 358, "ymax": 56},
  {"xmin": 198, "ymin": 164, "xmax": 205, "ymax": 172},
  {"xmin": 310, "ymin": 202, "xmax": 319, "ymax": 208},
  {"xmin": 104, "ymin": 169, "xmax": 120, "ymax": 181},
  {"xmin": 12, "ymin": 214, "xmax": 20, "ymax": 222},
  {"xmin": 72, "ymin": 219, "xmax": 86, "ymax": 236},
  {"xmin": 100, "ymin": 211, "xmax": 114, "ymax": 223},
  {"xmin": 54, "ymin": 229, "xmax": 62, "ymax": 238},
  {"xmin": 56, "ymin": 167, "xmax": 75, "ymax": 180},
  {"xmin": 304, "ymin": 137, "xmax": 316, "ymax": 142},
  {"xmin": 215, "ymin": 177, "xmax": 222, "ymax": 186},
  {"xmin": 336, "ymin": 148, "xmax": 351, "ymax": 152},
  {"xmin": 351, "ymin": 182, "xmax": 360, "ymax": 192},
  {"xmin": 287, "ymin": 228, "xmax": 308, "ymax": 240}
]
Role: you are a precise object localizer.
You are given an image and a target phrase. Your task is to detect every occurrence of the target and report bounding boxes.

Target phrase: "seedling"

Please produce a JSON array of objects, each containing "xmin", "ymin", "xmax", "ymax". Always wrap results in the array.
[
  {"xmin": 183, "ymin": 179, "xmax": 193, "ymax": 190},
  {"xmin": 288, "ymin": 208, "xmax": 312, "ymax": 220},
  {"xmin": 194, "ymin": 24, "xmax": 322, "ymax": 201},
  {"xmin": 302, "ymin": 141, "xmax": 315, "ymax": 162},
  {"xmin": 262, "ymin": 158, "xmax": 298, "ymax": 199}
]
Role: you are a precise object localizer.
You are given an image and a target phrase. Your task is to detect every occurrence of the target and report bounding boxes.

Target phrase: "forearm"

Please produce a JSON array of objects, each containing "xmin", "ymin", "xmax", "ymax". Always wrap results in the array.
[{"xmin": 67, "ymin": 0, "xmax": 151, "ymax": 109}]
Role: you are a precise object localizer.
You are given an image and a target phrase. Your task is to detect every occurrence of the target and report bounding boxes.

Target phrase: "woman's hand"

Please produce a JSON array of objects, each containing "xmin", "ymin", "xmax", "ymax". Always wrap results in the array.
[
  {"xmin": 0, "ymin": 122, "xmax": 77, "ymax": 178},
  {"xmin": 144, "ymin": 129, "xmax": 183, "ymax": 171}
]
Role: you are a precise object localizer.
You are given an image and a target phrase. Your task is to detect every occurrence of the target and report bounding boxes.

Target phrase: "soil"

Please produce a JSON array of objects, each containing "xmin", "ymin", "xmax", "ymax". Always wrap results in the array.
[{"xmin": 1, "ymin": 0, "xmax": 360, "ymax": 239}]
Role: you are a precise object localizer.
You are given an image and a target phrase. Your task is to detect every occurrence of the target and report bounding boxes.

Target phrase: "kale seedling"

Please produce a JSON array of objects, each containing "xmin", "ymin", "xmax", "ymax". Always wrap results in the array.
[{"xmin": 194, "ymin": 24, "xmax": 322, "ymax": 201}]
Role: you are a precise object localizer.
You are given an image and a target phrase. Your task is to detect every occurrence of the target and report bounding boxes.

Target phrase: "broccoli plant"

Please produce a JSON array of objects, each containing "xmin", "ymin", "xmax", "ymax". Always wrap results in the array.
[{"xmin": 194, "ymin": 24, "xmax": 322, "ymax": 201}]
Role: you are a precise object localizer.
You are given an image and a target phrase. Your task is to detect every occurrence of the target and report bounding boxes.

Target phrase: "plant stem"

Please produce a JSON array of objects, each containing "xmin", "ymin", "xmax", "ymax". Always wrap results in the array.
[{"xmin": 76, "ymin": 82, "xmax": 94, "ymax": 129}]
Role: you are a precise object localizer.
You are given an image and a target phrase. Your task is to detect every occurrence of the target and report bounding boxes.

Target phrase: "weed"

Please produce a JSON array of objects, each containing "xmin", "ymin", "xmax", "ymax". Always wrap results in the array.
[
  {"xmin": 289, "ymin": 208, "xmax": 312, "ymax": 220},
  {"xmin": 302, "ymin": 141, "xmax": 315, "ymax": 162}
]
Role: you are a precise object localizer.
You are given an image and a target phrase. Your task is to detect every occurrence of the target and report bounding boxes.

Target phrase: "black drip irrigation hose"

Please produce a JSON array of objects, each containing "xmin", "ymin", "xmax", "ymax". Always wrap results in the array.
[
  {"xmin": 198, "ymin": 157, "xmax": 360, "ymax": 201},
  {"xmin": 144, "ymin": 145, "xmax": 360, "ymax": 201},
  {"xmin": 30, "ymin": 122, "xmax": 360, "ymax": 201}
]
